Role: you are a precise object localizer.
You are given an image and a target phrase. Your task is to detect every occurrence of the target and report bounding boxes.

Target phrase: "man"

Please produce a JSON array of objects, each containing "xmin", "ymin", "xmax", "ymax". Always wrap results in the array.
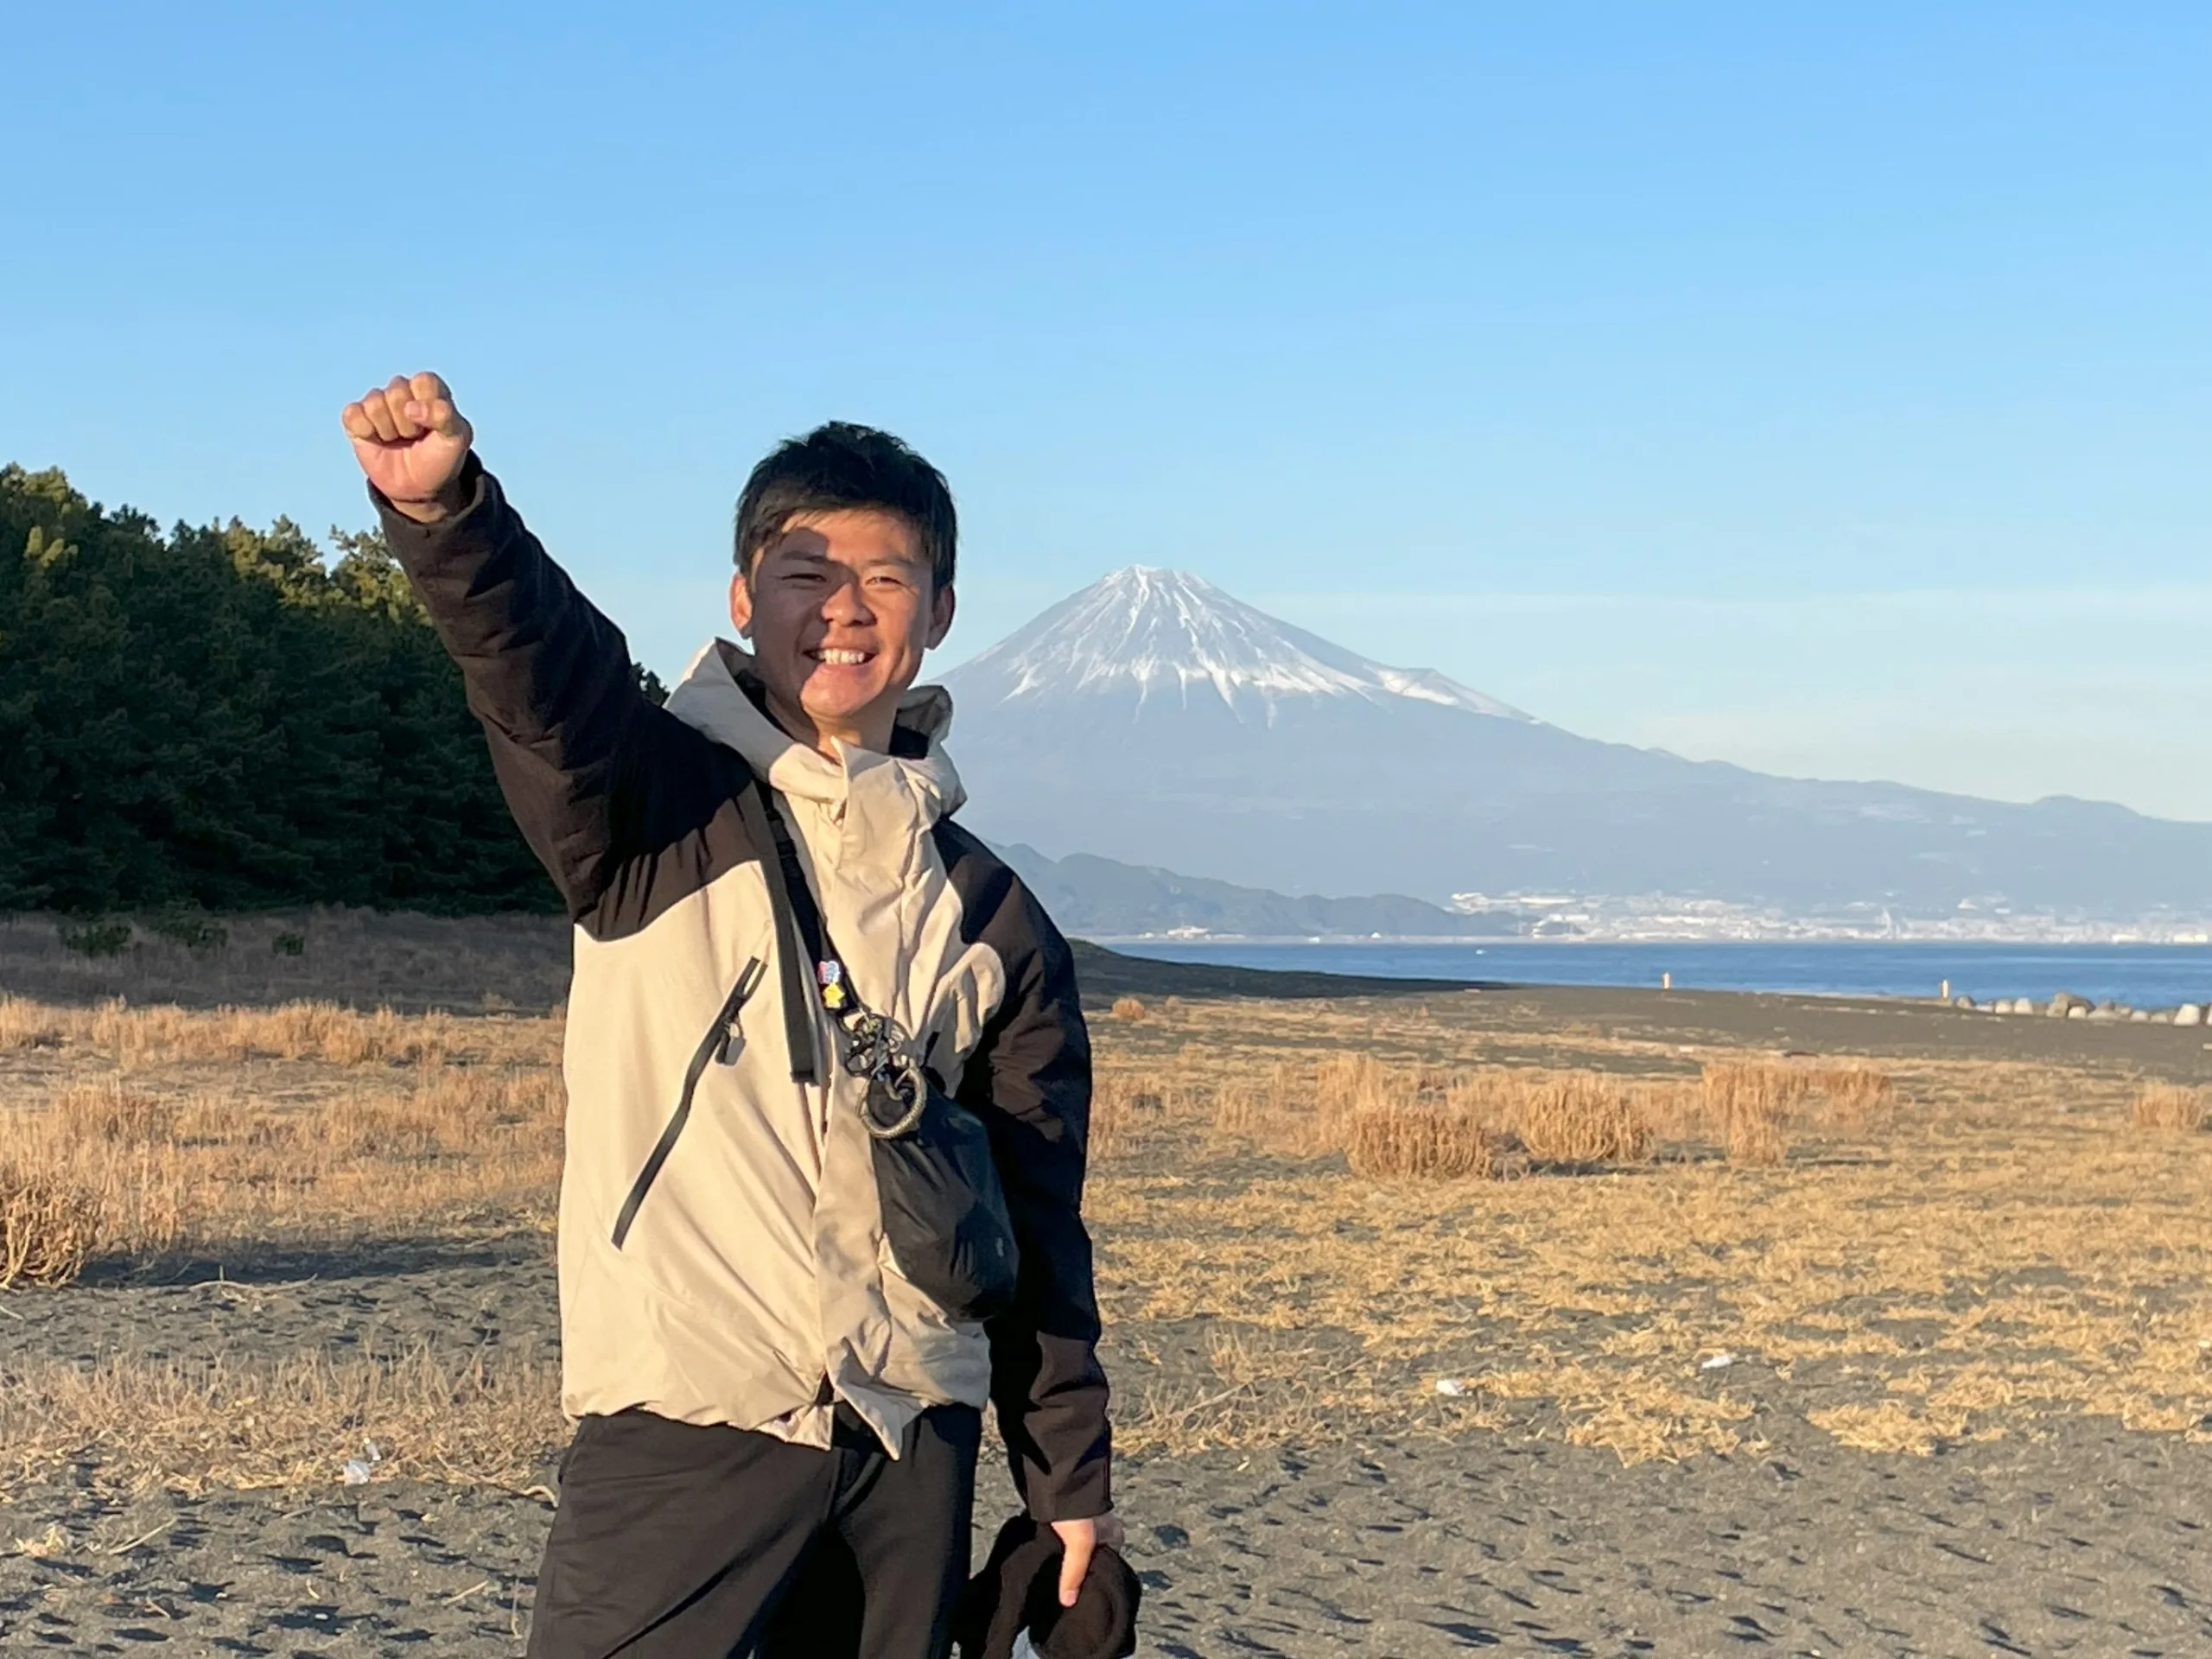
[{"xmin": 342, "ymin": 373, "xmax": 1119, "ymax": 1659}]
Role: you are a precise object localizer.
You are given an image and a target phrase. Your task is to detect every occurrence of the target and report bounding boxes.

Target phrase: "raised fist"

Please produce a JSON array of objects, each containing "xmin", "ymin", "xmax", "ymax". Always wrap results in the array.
[{"xmin": 341, "ymin": 372, "xmax": 474, "ymax": 523}]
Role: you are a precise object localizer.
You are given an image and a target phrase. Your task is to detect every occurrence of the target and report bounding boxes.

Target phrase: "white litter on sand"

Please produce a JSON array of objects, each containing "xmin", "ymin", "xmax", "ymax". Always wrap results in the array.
[{"xmin": 340, "ymin": 1439, "xmax": 385, "ymax": 1487}]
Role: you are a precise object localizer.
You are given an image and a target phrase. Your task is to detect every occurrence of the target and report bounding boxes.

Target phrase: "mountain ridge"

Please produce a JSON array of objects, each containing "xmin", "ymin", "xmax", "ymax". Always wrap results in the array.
[
  {"xmin": 953, "ymin": 565, "xmax": 1535, "ymax": 721},
  {"xmin": 989, "ymin": 841, "xmax": 1529, "ymax": 940},
  {"xmin": 938, "ymin": 567, "xmax": 2212, "ymax": 918}
]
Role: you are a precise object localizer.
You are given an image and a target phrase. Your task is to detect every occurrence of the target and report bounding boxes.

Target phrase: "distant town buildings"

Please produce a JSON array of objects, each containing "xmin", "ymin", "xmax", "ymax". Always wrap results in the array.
[{"xmin": 1448, "ymin": 892, "xmax": 2212, "ymax": 945}]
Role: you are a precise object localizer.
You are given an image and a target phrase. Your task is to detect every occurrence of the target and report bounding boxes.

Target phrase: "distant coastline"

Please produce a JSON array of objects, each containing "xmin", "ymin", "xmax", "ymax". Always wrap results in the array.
[
  {"xmin": 1104, "ymin": 938, "xmax": 2212, "ymax": 1010},
  {"xmin": 1091, "ymin": 927, "xmax": 2212, "ymax": 946}
]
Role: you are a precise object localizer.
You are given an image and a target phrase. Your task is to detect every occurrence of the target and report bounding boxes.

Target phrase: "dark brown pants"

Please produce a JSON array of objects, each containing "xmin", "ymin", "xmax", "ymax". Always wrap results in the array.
[{"xmin": 525, "ymin": 1402, "xmax": 981, "ymax": 1659}]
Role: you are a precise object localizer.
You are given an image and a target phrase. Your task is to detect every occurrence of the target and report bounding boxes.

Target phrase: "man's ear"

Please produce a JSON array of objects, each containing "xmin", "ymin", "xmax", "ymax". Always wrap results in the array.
[
  {"xmin": 728, "ymin": 569, "xmax": 754, "ymax": 639},
  {"xmin": 925, "ymin": 583, "xmax": 956, "ymax": 651}
]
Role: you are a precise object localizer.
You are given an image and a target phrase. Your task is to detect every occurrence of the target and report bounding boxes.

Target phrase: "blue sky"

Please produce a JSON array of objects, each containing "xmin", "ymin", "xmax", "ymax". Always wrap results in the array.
[{"xmin": 4, "ymin": 4, "xmax": 2207, "ymax": 816}]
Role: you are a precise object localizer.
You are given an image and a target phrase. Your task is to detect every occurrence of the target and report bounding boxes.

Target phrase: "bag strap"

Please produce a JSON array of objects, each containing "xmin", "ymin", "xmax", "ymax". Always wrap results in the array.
[
  {"xmin": 757, "ymin": 784, "xmax": 837, "ymax": 976},
  {"xmin": 742, "ymin": 776, "xmax": 887, "ymax": 1073},
  {"xmin": 735, "ymin": 777, "xmax": 825, "ymax": 1085},
  {"xmin": 745, "ymin": 778, "xmax": 929, "ymax": 1137}
]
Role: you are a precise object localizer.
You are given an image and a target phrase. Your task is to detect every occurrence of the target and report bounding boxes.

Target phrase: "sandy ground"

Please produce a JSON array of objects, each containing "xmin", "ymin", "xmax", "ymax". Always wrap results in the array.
[
  {"xmin": 3, "ymin": 1235, "xmax": 2208, "ymax": 1656},
  {"xmin": 10, "ymin": 909, "xmax": 2210, "ymax": 1084},
  {"xmin": 1074, "ymin": 945, "xmax": 2212, "ymax": 1085},
  {"xmin": 5, "ymin": 927, "xmax": 2212, "ymax": 1655},
  {"xmin": 4, "ymin": 1415, "xmax": 2209, "ymax": 1654},
  {"xmin": 5, "ymin": 1438, "xmax": 2211, "ymax": 1658}
]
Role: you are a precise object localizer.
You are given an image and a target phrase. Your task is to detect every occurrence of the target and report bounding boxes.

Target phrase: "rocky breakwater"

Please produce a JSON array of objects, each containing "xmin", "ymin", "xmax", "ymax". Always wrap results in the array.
[{"xmin": 1948, "ymin": 991, "xmax": 2209, "ymax": 1025}]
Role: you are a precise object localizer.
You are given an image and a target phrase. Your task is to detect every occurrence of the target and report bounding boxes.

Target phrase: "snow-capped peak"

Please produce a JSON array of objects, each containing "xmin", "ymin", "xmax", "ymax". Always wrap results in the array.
[{"xmin": 943, "ymin": 566, "xmax": 1535, "ymax": 722}]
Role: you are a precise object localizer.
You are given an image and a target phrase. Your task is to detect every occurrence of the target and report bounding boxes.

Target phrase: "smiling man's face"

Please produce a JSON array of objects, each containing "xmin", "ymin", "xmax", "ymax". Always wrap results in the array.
[{"xmin": 729, "ymin": 509, "xmax": 956, "ymax": 756}]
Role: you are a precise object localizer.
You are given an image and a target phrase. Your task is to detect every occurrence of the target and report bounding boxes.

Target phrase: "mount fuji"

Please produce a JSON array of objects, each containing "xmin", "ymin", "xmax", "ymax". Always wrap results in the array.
[
  {"xmin": 961, "ymin": 565, "xmax": 1535, "ymax": 725},
  {"xmin": 938, "ymin": 568, "xmax": 2212, "ymax": 918}
]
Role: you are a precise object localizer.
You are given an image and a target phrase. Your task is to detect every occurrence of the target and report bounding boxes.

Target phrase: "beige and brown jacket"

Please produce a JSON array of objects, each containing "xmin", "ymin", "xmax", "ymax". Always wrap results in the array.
[{"xmin": 378, "ymin": 456, "xmax": 1110, "ymax": 1520}]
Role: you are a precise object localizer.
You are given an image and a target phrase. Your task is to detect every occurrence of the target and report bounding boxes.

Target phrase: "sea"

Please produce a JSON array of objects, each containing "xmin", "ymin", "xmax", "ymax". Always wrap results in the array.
[{"xmin": 1107, "ymin": 940, "xmax": 2212, "ymax": 1011}]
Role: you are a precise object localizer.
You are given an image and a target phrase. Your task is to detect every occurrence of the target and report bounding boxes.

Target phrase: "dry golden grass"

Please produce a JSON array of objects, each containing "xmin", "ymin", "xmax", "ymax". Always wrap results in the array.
[
  {"xmin": 1208, "ymin": 1077, "xmax": 1263, "ymax": 1141},
  {"xmin": 1090, "ymin": 1067, "xmax": 1198, "ymax": 1160},
  {"xmin": 97, "ymin": 999, "xmax": 470, "ymax": 1069},
  {"xmin": 1695, "ymin": 1058, "xmax": 1897, "ymax": 1164},
  {"xmin": 1109, "ymin": 995, "xmax": 1147, "ymax": 1022},
  {"xmin": 7, "ymin": 964, "xmax": 2210, "ymax": 1488},
  {"xmin": 1344, "ymin": 1100, "xmax": 1498, "ymax": 1180},
  {"xmin": 1701, "ymin": 1060, "xmax": 1800, "ymax": 1165},
  {"xmin": 0, "ymin": 996, "xmax": 65, "ymax": 1052},
  {"xmin": 1111, "ymin": 1325, "xmax": 1360, "ymax": 1452},
  {"xmin": 1088, "ymin": 994, "xmax": 2211, "ymax": 1465},
  {"xmin": 2133, "ymin": 1083, "xmax": 2209, "ymax": 1133},
  {"xmin": 0, "ymin": 995, "xmax": 564, "ymax": 1281},
  {"xmin": 1813, "ymin": 1062, "xmax": 1898, "ymax": 1126},
  {"xmin": 2, "ymin": 991, "xmax": 576, "ymax": 1074},
  {"xmin": 1313, "ymin": 1051, "xmax": 1380, "ymax": 1133},
  {"xmin": 0, "ymin": 910, "xmax": 572, "ymax": 1016},
  {"xmin": 1200, "ymin": 1052, "xmax": 1663, "ymax": 1175},
  {"xmin": 0, "ymin": 1346, "xmax": 565, "ymax": 1494},
  {"xmin": 0, "ymin": 1162, "xmax": 103, "ymax": 1288},
  {"xmin": 51, "ymin": 1080, "xmax": 177, "ymax": 1144},
  {"xmin": 1484, "ymin": 1070, "xmax": 1656, "ymax": 1166},
  {"xmin": 0, "ymin": 987, "xmax": 572, "ymax": 1488}
]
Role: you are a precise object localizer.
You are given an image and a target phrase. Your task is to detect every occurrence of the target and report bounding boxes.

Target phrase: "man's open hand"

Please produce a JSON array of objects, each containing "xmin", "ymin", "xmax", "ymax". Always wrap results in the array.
[
  {"xmin": 341, "ymin": 372, "xmax": 474, "ymax": 523},
  {"xmin": 1049, "ymin": 1512, "xmax": 1127, "ymax": 1608}
]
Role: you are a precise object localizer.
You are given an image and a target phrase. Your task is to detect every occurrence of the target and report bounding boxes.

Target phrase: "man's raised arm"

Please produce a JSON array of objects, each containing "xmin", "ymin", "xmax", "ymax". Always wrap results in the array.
[{"xmin": 342, "ymin": 372, "xmax": 658, "ymax": 918}]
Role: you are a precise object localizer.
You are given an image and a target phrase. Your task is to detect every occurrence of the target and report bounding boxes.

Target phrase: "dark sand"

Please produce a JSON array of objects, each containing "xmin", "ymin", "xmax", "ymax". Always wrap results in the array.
[
  {"xmin": 3, "ymin": 1424, "xmax": 2209, "ymax": 1656},
  {"xmin": 5, "ymin": 1235, "xmax": 2209, "ymax": 1656},
  {"xmin": 1077, "ymin": 938, "xmax": 2212, "ymax": 1086},
  {"xmin": 5, "ymin": 933, "xmax": 2212, "ymax": 1653},
  {"xmin": 10, "ymin": 911, "xmax": 2209, "ymax": 1083}
]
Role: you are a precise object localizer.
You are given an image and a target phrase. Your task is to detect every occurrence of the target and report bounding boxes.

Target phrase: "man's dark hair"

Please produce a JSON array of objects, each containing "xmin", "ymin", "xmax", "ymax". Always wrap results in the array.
[{"xmin": 733, "ymin": 422, "xmax": 957, "ymax": 591}]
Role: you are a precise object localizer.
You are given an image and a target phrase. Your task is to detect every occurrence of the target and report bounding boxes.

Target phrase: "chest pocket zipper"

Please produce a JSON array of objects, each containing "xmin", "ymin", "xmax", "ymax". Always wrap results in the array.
[{"xmin": 610, "ymin": 957, "xmax": 766, "ymax": 1249}]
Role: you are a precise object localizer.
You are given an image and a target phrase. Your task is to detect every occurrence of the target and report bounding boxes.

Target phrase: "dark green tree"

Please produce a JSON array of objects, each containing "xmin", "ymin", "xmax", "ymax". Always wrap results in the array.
[{"xmin": 0, "ymin": 463, "xmax": 645, "ymax": 914}]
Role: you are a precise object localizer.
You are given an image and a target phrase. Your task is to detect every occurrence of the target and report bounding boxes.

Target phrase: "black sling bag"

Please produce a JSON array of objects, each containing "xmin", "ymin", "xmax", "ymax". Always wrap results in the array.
[{"xmin": 738, "ymin": 779, "xmax": 1021, "ymax": 1324}]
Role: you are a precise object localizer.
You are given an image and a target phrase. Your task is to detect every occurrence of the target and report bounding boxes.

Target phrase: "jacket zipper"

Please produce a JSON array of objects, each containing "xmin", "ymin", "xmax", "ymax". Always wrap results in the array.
[{"xmin": 610, "ymin": 957, "xmax": 766, "ymax": 1249}]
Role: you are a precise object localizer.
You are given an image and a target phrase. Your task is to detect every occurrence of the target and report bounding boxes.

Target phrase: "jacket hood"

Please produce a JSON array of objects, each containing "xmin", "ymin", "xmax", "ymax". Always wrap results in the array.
[{"xmin": 663, "ymin": 639, "xmax": 966, "ymax": 823}]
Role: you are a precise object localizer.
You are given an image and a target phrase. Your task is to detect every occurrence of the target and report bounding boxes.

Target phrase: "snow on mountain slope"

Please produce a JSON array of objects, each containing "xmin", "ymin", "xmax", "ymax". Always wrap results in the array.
[
  {"xmin": 935, "ymin": 568, "xmax": 2212, "ymax": 915},
  {"xmin": 950, "ymin": 566, "xmax": 1535, "ymax": 722}
]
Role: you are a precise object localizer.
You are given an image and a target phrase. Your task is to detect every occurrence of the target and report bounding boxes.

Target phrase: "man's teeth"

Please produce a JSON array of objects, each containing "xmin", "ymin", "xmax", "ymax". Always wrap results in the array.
[{"xmin": 815, "ymin": 649, "xmax": 871, "ymax": 666}]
